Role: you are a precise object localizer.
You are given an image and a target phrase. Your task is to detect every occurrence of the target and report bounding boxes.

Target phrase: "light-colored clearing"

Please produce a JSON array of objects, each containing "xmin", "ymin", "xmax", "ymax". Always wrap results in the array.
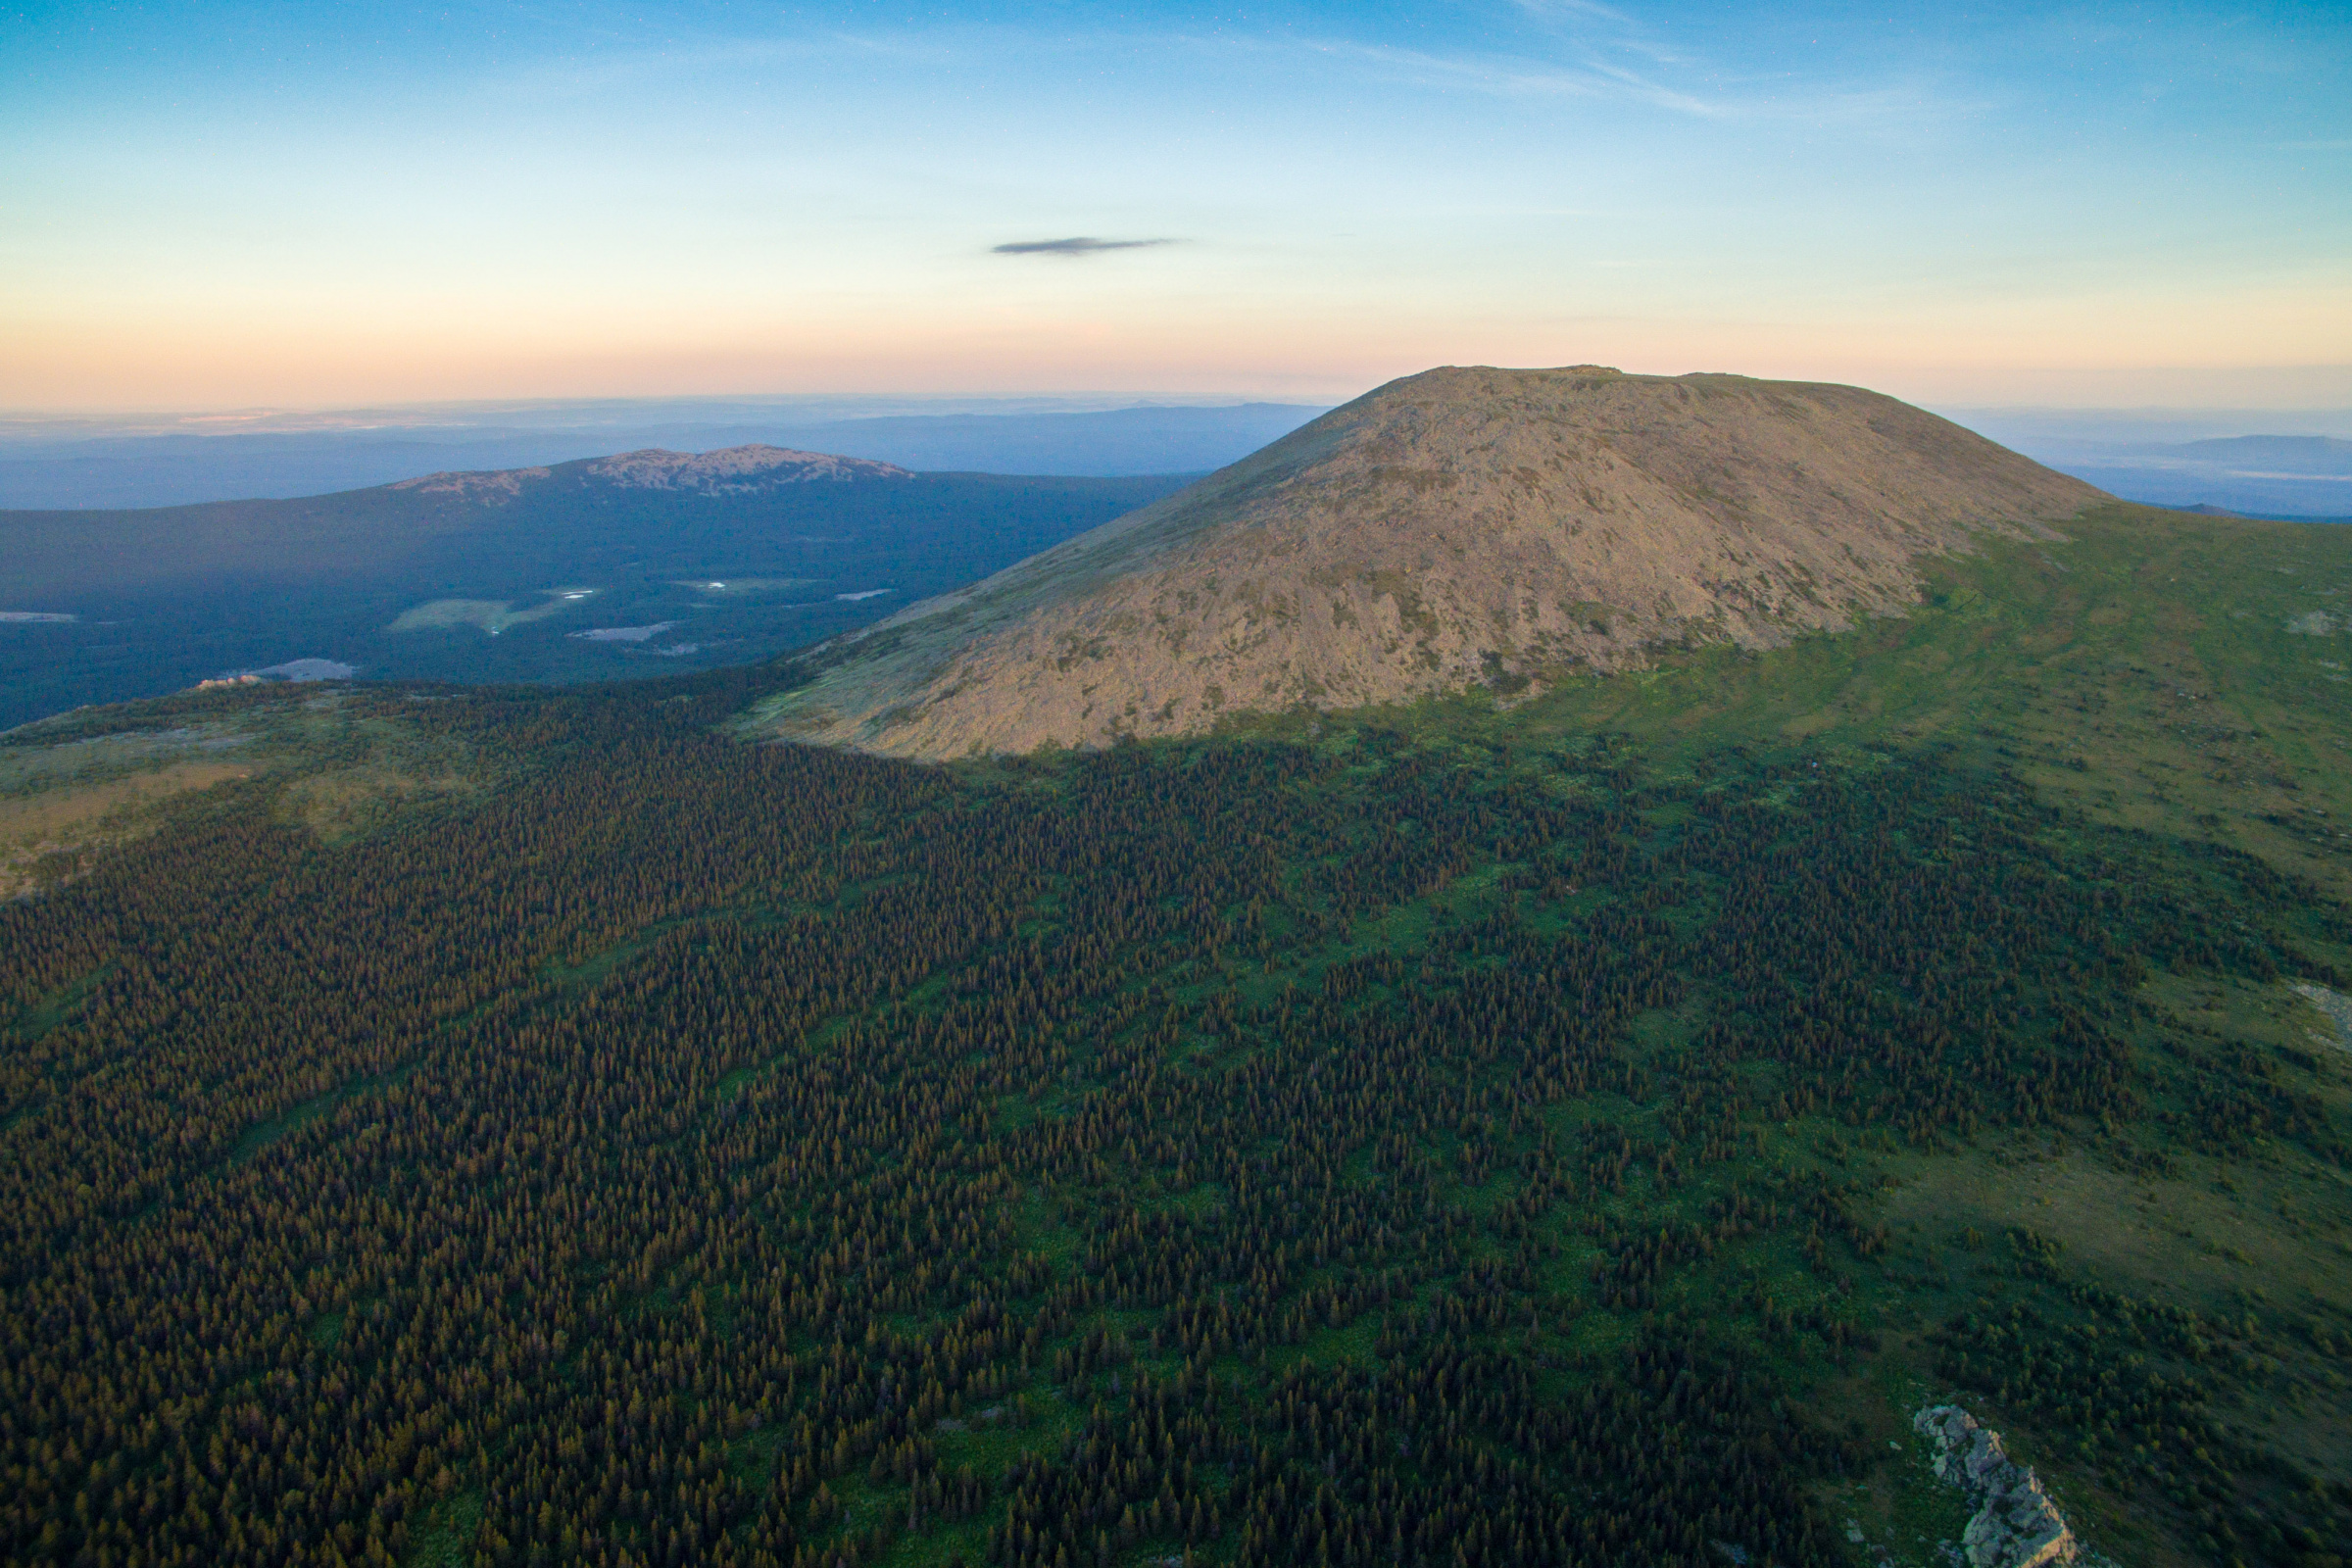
[
  {"xmin": 387, "ymin": 598, "xmax": 570, "ymax": 635},
  {"xmin": 670, "ymin": 577, "xmax": 812, "ymax": 593},
  {"xmin": 0, "ymin": 729, "xmax": 248, "ymax": 794},
  {"xmin": 571, "ymin": 622, "xmax": 676, "ymax": 643},
  {"xmin": 0, "ymin": 762, "xmax": 252, "ymax": 897},
  {"xmin": 242, "ymin": 659, "xmax": 355, "ymax": 681},
  {"xmin": 281, "ymin": 766, "xmax": 476, "ymax": 844}
]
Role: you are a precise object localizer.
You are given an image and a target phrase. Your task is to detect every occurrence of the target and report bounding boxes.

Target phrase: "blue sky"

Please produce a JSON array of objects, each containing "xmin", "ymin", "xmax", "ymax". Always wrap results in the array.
[{"xmin": 4, "ymin": 0, "xmax": 2347, "ymax": 408}]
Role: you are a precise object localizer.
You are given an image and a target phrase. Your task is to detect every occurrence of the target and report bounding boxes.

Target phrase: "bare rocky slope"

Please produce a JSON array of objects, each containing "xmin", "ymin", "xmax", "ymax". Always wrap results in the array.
[{"xmin": 749, "ymin": 366, "xmax": 2108, "ymax": 759}]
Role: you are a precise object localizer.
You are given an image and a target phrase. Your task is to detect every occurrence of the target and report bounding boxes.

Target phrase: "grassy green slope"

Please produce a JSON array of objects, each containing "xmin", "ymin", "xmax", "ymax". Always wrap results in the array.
[
  {"xmin": 1221, "ymin": 504, "xmax": 2352, "ymax": 900},
  {"xmin": 0, "ymin": 503, "xmax": 2348, "ymax": 1568}
]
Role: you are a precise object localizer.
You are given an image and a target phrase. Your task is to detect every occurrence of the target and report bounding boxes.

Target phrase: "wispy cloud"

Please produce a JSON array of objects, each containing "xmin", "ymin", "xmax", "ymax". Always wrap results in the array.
[
  {"xmin": 1513, "ymin": 0, "xmax": 1635, "ymax": 20},
  {"xmin": 493, "ymin": 27, "xmax": 950, "ymax": 100},
  {"xmin": 1505, "ymin": 0, "xmax": 1692, "ymax": 69},
  {"xmin": 993, "ymin": 237, "xmax": 1178, "ymax": 257},
  {"xmin": 489, "ymin": 16, "xmax": 1965, "ymax": 135},
  {"xmin": 1307, "ymin": 34, "xmax": 1985, "ymax": 132},
  {"xmin": 1308, "ymin": 39, "xmax": 1727, "ymax": 118}
]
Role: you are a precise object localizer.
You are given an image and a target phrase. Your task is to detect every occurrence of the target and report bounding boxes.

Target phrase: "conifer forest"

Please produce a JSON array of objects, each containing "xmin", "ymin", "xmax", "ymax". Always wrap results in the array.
[{"xmin": 4, "ymin": 591, "xmax": 2351, "ymax": 1568}]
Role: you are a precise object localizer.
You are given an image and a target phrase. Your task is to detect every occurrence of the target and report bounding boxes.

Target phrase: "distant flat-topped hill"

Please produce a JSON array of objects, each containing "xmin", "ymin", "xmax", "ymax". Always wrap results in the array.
[
  {"xmin": 7, "ymin": 445, "xmax": 919, "ymax": 597},
  {"xmin": 389, "ymin": 445, "xmax": 913, "ymax": 503},
  {"xmin": 750, "ymin": 366, "xmax": 2110, "ymax": 758}
]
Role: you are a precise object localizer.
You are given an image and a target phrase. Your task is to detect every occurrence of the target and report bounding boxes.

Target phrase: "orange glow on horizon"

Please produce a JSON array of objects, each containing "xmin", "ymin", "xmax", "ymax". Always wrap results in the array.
[{"xmin": 10, "ymin": 275, "xmax": 2351, "ymax": 413}]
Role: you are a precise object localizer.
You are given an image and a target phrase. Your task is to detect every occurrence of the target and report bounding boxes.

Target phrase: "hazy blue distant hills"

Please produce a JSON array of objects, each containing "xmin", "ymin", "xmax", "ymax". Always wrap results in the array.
[
  {"xmin": 0, "ymin": 445, "xmax": 1188, "ymax": 727},
  {"xmin": 1939, "ymin": 408, "xmax": 2352, "ymax": 517},
  {"xmin": 2053, "ymin": 438, "xmax": 2352, "ymax": 517},
  {"xmin": 2166, "ymin": 434, "xmax": 2352, "ymax": 471},
  {"xmin": 0, "ymin": 401, "xmax": 1329, "ymax": 510}
]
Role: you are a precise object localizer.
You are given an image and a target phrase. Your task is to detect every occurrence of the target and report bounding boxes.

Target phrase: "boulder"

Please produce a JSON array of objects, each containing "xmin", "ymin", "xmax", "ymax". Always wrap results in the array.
[{"xmin": 1912, "ymin": 1404, "xmax": 2079, "ymax": 1568}]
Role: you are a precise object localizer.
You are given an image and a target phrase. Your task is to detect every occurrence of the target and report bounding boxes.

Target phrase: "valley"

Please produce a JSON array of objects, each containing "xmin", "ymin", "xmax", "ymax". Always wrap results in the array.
[{"xmin": 0, "ymin": 454, "xmax": 1191, "ymax": 729}]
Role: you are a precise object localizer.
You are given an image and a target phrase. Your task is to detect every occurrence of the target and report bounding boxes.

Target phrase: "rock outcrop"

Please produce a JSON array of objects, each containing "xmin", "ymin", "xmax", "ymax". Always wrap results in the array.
[
  {"xmin": 582, "ymin": 446, "xmax": 912, "ymax": 491},
  {"xmin": 751, "ymin": 365, "xmax": 2108, "ymax": 760},
  {"xmin": 388, "ymin": 466, "xmax": 551, "ymax": 500},
  {"xmin": 1913, "ymin": 1404, "xmax": 2079, "ymax": 1568},
  {"xmin": 389, "ymin": 446, "xmax": 912, "ymax": 504},
  {"xmin": 2296, "ymin": 982, "xmax": 2352, "ymax": 1052}
]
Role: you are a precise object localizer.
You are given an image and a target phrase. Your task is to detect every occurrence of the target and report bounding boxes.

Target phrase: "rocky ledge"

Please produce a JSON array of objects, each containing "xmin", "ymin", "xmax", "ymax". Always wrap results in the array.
[{"xmin": 1913, "ymin": 1404, "xmax": 2079, "ymax": 1568}]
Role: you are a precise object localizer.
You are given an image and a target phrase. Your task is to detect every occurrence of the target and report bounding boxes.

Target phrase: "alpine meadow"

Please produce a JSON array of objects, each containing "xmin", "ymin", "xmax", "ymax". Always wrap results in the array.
[{"xmin": 4, "ymin": 367, "xmax": 2351, "ymax": 1568}]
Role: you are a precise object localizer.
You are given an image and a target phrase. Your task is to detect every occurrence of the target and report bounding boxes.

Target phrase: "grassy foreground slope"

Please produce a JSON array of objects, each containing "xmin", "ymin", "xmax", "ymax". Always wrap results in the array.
[{"xmin": 0, "ymin": 504, "xmax": 2348, "ymax": 1568}]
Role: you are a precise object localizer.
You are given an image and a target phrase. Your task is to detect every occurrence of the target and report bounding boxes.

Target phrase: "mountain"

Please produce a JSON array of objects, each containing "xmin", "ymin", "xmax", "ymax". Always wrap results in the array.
[
  {"xmin": 0, "ymin": 447, "xmax": 1189, "ymax": 727},
  {"xmin": 755, "ymin": 366, "xmax": 2108, "ymax": 758}
]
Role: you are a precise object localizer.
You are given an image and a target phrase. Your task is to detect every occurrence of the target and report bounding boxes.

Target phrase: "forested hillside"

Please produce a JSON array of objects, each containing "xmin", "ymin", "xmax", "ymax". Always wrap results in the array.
[{"xmin": 2, "ymin": 505, "xmax": 2350, "ymax": 1568}]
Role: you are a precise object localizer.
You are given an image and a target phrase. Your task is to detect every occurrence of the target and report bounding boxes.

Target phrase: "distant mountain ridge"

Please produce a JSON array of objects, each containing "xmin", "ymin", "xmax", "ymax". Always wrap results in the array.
[
  {"xmin": 577, "ymin": 446, "xmax": 914, "ymax": 491},
  {"xmin": 753, "ymin": 365, "xmax": 2109, "ymax": 759},
  {"xmin": 2168, "ymin": 434, "xmax": 2352, "ymax": 472},
  {"xmin": 390, "ymin": 445, "xmax": 917, "ymax": 501},
  {"xmin": 1942, "ymin": 417, "xmax": 2352, "ymax": 516}
]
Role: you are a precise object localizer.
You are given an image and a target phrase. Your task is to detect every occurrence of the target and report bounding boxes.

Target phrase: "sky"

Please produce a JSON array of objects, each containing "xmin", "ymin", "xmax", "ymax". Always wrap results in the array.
[{"xmin": 4, "ymin": 0, "xmax": 2349, "ymax": 411}]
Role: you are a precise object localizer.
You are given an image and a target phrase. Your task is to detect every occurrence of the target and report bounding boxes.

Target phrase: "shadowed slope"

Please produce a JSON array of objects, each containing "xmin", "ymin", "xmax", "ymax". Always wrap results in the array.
[{"xmin": 750, "ymin": 366, "xmax": 2109, "ymax": 758}]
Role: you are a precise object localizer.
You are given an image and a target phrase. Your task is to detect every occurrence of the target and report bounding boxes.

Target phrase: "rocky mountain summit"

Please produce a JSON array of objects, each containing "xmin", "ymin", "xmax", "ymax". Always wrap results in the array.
[
  {"xmin": 751, "ymin": 365, "xmax": 2108, "ymax": 759},
  {"xmin": 392, "ymin": 445, "xmax": 912, "ymax": 502},
  {"xmin": 1914, "ymin": 1404, "xmax": 2079, "ymax": 1568},
  {"xmin": 582, "ymin": 446, "xmax": 913, "ymax": 491}
]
